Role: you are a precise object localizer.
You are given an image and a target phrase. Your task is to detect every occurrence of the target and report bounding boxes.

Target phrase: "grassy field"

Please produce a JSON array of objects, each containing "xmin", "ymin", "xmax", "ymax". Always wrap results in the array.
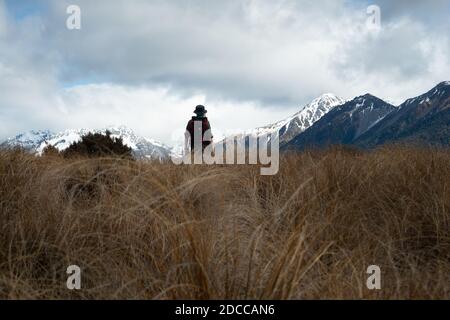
[{"xmin": 0, "ymin": 146, "xmax": 449, "ymax": 299}]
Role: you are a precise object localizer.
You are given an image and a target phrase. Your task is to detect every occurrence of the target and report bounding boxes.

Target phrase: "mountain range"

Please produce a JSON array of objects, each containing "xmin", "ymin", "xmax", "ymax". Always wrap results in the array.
[
  {"xmin": 240, "ymin": 93, "xmax": 344, "ymax": 144},
  {"xmin": 286, "ymin": 94, "xmax": 396, "ymax": 150},
  {"xmin": 0, "ymin": 126, "xmax": 173, "ymax": 160},
  {"xmin": 285, "ymin": 81, "xmax": 450, "ymax": 150},
  {"xmin": 353, "ymin": 81, "xmax": 450, "ymax": 148},
  {"xmin": 1, "ymin": 81, "xmax": 449, "ymax": 159}
]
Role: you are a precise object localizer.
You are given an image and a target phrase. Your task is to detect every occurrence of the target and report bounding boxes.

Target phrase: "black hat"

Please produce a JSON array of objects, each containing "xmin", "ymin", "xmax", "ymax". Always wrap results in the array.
[{"xmin": 194, "ymin": 105, "xmax": 207, "ymax": 115}]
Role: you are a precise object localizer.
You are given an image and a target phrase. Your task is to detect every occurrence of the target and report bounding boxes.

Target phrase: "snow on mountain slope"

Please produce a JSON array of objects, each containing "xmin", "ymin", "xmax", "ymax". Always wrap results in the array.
[
  {"xmin": 241, "ymin": 94, "xmax": 344, "ymax": 144},
  {"xmin": 1, "ymin": 126, "xmax": 173, "ymax": 160},
  {"xmin": 354, "ymin": 81, "xmax": 450, "ymax": 147},
  {"xmin": 285, "ymin": 94, "xmax": 396, "ymax": 150},
  {"xmin": 1, "ymin": 130, "xmax": 54, "ymax": 151},
  {"xmin": 401, "ymin": 81, "xmax": 450, "ymax": 109}
]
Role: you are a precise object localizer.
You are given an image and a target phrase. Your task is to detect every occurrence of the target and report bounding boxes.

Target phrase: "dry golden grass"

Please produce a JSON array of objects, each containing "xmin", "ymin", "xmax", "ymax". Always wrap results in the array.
[{"xmin": 0, "ymin": 146, "xmax": 449, "ymax": 299}]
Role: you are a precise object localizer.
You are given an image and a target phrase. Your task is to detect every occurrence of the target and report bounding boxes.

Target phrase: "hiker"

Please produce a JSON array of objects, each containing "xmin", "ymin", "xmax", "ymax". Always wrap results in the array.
[{"xmin": 185, "ymin": 105, "xmax": 213, "ymax": 153}]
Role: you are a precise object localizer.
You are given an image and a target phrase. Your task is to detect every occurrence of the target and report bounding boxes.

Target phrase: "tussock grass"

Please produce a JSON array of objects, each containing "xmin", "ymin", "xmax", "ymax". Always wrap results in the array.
[{"xmin": 0, "ymin": 146, "xmax": 449, "ymax": 299}]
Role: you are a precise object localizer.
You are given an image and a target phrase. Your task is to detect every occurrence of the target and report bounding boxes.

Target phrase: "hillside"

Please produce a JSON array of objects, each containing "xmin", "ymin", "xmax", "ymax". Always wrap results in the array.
[
  {"xmin": 285, "ymin": 82, "xmax": 450, "ymax": 150},
  {"xmin": 285, "ymin": 94, "xmax": 395, "ymax": 150},
  {"xmin": 1, "ymin": 146, "xmax": 449, "ymax": 299},
  {"xmin": 355, "ymin": 81, "xmax": 450, "ymax": 147},
  {"xmin": 243, "ymin": 94, "xmax": 344, "ymax": 145}
]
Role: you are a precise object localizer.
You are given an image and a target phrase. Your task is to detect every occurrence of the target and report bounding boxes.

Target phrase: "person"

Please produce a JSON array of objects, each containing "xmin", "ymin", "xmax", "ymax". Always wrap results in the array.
[{"xmin": 185, "ymin": 105, "xmax": 213, "ymax": 153}]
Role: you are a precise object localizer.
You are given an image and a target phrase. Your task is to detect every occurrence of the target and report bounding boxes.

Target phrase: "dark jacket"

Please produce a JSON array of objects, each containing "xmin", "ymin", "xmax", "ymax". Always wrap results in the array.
[{"xmin": 186, "ymin": 116, "xmax": 212, "ymax": 151}]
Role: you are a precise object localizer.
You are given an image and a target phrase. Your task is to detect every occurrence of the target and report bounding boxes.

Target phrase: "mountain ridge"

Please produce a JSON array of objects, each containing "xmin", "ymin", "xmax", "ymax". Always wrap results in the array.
[
  {"xmin": 354, "ymin": 81, "xmax": 450, "ymax": 148},
  {"xmin": 1, "ymin": 126, "xmax": 173, "ymax": 160},
  {"xmin": 226, "ymin": 93, "xmax": 345, "ymax": 145},
  {"xmin": 2, "ymin": 82, "xmax": 449, "ymax": 158},
  {"xmin": 284, "ymin": 94, "xmax": 396, "ymax": 150},
  {"xmin": 285, "ymin": 81, "xmax": 450, "ymax": 150}
]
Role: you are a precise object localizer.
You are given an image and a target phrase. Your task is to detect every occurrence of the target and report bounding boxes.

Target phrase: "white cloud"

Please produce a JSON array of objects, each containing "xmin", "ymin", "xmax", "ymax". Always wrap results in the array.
[
  {"xmin": 58, "ymin": 83, "xmax": 299, "ymax": 144},
  {"xmin": 40, "ymin": 0, "xmax": 450, "ymax": 104},
  {"xmin": 0, "ymin": 0, "xmax": 449, "ymax": 144}
]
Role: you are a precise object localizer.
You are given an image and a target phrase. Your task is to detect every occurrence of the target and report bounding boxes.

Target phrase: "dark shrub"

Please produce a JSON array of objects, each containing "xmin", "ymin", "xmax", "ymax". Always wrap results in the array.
[
  {"xmin": 42, "ymin": 144, "xmax": 60, "ymax": 157},
  {"xmin": 62, "ymin": 131, "xmax": 133, "ymax": 159}
]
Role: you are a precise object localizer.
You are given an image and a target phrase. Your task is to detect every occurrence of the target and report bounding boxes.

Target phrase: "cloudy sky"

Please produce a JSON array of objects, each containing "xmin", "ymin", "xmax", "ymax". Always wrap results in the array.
[{"xmin": 1, "ymin": 0, "xmax": 449, "ymax": 145}]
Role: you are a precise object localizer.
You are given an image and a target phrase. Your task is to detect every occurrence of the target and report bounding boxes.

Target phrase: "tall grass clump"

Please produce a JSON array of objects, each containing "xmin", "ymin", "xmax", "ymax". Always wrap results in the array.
[{"xmin": 0, "ymin": 146, "xmax": 449, "ymax": 299}]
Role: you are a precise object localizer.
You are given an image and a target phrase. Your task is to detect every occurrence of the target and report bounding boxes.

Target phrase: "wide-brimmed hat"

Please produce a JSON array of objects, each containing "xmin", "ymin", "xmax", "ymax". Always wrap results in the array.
[{"xmin": 194, "ymin": 105, "xmax": 207, "ymax": 115}]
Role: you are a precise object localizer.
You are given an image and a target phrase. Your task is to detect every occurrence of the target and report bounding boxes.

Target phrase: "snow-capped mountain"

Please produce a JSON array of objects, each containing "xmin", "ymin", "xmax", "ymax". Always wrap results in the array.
[
  {"xmin": 1, "ymin": 126, "xmax": 173, "ymax": 160},
  {"xmin": 3, "ymin": 82, "xmax": 448, "ymax": 159},
  {"xmin": 2, "ymin": 130, "xmax": 54, "ymax": 152},
  {"xmin": 285, "ymin": 81, "xmax": 450, "ymax": 150},
  {"xmin": 240, "ymin": 93, "xmax": 344, "ymax": 145},
  {"xmin": 285, "ymin": 94, "xmax": 396, "ymax": 150},
  {"xmin": 354, "ymin": 81, "xmax": 450, "ymax": 147}
]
